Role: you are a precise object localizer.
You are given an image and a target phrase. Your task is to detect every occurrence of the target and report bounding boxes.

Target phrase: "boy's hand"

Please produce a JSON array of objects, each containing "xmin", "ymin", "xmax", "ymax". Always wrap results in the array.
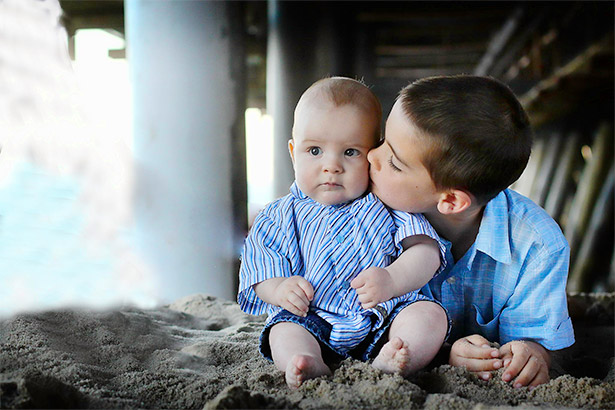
[
  {"xmin": 350, "ymin": 267, "xmax": 395, "ymax": 309},
  {"xmin": 273, "ymin": 276, "xmax": 314, "ymax": 317},
  {"xmin": 449, "ymin": 334, "xmax": 503, "ymax": 379},
  {"xmin": 499, "ymin": 340, "xmax": 550, "ymax": 389}
]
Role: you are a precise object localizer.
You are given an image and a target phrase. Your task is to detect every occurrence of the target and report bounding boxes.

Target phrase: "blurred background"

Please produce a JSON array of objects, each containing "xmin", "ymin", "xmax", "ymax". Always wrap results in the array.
[{"xmin": 0, "ymin": 0, "xmax": 613, "ymax": 316}]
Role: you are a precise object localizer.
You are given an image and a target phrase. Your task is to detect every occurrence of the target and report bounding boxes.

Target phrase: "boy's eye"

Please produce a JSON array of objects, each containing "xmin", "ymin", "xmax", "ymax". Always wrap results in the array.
[
  {"xmin": 388, "ymin": 156, "xmax": 402, "ymax": 172},
  {"xmin": 344, "ymin": 148, "xmax": 360, "ymax": 157},
  {"xmin": 308, "ymin": 147, "xmax": 322, "ymax": 156}
]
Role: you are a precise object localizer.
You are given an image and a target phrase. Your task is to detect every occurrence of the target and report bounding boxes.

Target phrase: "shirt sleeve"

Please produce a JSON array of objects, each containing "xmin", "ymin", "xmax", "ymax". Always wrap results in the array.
[
  {"xmin": 237, "ymin": 211, "xmax": 298, "ymax": 315},
  {"xmin": 498, "ymin": 244, "xmax": 575, "ymax": 350},
  {"xmin": 390, "ymin": 210, "xmax": 447, "ymax": 275}
]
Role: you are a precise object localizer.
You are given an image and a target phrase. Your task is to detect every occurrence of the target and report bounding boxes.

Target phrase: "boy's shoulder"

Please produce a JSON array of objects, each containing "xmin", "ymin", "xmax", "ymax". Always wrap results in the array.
[{"xmin": 495, "ymin": 189, "xmax": 568, "ymax": 253}]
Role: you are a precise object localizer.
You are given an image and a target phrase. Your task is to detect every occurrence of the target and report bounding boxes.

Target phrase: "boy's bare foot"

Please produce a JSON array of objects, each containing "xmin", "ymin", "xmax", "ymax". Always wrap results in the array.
[
  {"xmin": 372, "ymin": 336, "xmax": 411, "ymax": 376},
  {"xmin": 285, "ymin": 354, "xmax": 331, "ymax": 388}
]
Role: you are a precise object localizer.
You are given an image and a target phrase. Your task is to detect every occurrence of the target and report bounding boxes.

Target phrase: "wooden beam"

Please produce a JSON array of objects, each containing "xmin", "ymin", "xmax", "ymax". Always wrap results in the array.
[
  {"xmin": 357, "ymin": 9, "xmax": 510, "ymax": 24},
  {"xmin": 487, "ymin": 7, "xmax": 547, "ymax": 78},
  {"xmin": 474, "ymin": 7, "xmax": 524, "ymax": 75},
  {"xmin": 520, "ymin": 33, "xmax": 614, "ymax": 127},
  {"xmin": 377, "ymin": 52, "xmax": 482, "ymax": 67},
  {"xmin": 375, "ymin": 42, "xmax": 485, "ymax": 56},
  {"xmin": 564, "ymin": 123, "xmax": 613, "ymax": 270},
  {"xmin": 376, "ymin": 66, "xmax": 474, "ymax": 78},
  {"xmin": 65, "ymin": 15, "xmax": 124, "ymax": 34},
  {"xmin": 520, "ymin": 34, "xmax": 613, "ymax": 107}
]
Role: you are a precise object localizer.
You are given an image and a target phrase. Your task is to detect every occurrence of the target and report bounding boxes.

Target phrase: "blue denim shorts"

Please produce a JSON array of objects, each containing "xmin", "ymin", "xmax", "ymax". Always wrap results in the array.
[{"xmin": 260, "ymin": 299, "xmax": 450, "ymax": 363}]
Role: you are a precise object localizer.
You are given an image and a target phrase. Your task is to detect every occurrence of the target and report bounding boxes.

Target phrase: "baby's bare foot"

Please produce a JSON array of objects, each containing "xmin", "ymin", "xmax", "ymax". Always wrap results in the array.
[
  {"xmin": 285, "ymin": 354, "xmax": 331, "ymax": 388},
  {"xmin": 372, "ymin": 336, "xmax": 411, "ymax": 376}
]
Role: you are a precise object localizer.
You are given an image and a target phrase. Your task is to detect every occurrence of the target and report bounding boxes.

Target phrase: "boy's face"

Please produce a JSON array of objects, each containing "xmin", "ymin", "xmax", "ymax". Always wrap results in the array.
[
  {"xmin": 289, "ymin": 103, "xmax": 377, "ymax": 206},
  {"xmin": 368, "ymin": 99, "xmax": 441, "ymax": 213}
]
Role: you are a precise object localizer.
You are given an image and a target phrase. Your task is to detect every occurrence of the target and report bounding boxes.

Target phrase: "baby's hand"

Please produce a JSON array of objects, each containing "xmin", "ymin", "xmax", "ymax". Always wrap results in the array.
[
  {"xmin": 499, "ymin": 340, "xmax": 550, "ymax": 389},
  {"xmin": 350, "ymin": 267, "xmax": 395, "ymax": 309},
  {"xmin": 274, "ymin": 276, "xmax": 314, "ymax": 317}
]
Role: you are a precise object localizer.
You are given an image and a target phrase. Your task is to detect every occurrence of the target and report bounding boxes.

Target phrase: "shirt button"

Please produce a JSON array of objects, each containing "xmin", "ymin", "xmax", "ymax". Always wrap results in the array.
[
  {"xmin": 341, "ymin": 280, "xmax": 350, "ymax": 290},
  {"xmin": 446, "ymin": 277, "xmax": 456, "ymax": 284},
  {"xmin": 336, "ymin": 235, "xmax": 345, "ymax": 244}
]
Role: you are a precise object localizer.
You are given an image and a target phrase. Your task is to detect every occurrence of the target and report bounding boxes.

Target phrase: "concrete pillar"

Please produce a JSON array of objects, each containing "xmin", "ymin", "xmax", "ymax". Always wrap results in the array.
[
  {"xmin": 125, "ymin": 0, "xmax": 245, "ymax": 302},
  {"xmin": 267, "ymin": 1, "xmax": 354, "ymax": 198}
]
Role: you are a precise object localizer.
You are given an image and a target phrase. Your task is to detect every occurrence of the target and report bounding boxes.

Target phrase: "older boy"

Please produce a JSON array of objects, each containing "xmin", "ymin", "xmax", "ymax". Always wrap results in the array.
[
  {"xmin": 238, "ymin": 77, "xmax": 449, "ymax": 388},
  {"xmin": 368, "ymin": 75, "xmax": 574, "ymax": 389}
]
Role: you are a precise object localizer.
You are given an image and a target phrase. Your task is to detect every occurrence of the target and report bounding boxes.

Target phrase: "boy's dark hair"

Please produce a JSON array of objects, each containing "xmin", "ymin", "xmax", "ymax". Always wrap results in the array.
[{"xmin": 399, "ymin": 75, "xmax": 533, "ymax": 204}]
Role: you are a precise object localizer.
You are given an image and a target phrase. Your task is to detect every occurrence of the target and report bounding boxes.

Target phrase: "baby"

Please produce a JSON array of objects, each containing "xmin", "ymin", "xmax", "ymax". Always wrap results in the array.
[{"xmin": 238, "ymin": 77, "xmax": 449, "ymax": 388}]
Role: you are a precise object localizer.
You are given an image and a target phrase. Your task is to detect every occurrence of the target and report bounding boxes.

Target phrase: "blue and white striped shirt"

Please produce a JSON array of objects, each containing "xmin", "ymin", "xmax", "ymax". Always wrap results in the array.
[
  {"xmin": 421, "ymin": 189, "xmax": 575, "ymax": 351},
  {"xmin": 238, "ymin": 182, "xmax": 444, "ymax": 352}
]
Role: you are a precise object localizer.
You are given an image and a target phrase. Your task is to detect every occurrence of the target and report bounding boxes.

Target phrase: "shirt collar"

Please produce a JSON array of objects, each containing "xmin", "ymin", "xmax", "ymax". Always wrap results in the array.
[
  {"xmin": 473, "ymin": 189, "xmax": 512, "ymax": 265},
  {"xmin": 289, "ymin": 181, "xmax": 306, "ymax": 199}
]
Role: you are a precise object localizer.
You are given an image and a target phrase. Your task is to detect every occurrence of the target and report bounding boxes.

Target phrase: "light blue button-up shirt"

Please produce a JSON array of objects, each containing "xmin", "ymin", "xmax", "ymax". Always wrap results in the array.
[{"xmin": 421, "ymin": 189, "xmax": 575, "ymax": 351}]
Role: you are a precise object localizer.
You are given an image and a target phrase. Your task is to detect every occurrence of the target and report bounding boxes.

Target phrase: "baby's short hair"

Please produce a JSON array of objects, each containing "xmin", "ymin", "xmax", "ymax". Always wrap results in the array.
[
  {"xmin": 399, "ymin": 75, "xmax": 533, "ymax": 204},
  {"xmin": 294, "ymin": 76, "xmax": 382, "ymax": 142}
]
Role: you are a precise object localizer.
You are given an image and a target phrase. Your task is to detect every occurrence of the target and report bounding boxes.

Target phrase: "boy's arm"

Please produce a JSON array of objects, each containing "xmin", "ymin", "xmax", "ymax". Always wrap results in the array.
[
  {"xmin": 351, "ymin": 235, "xmax": 440, "ymax": 309},
  {"xmin": 449, "ymin": 239, "xmax": 570, "ymax": 388},
  {"xmin": 253, "ymin": 277, "xmax": 314, "ymax": 317}
]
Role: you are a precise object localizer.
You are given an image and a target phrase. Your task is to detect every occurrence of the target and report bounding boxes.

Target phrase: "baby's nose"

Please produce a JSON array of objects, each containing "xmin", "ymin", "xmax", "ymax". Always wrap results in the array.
[{"xmin": 323, "ymin": 157, "xmax": 342, "ymax": 173}]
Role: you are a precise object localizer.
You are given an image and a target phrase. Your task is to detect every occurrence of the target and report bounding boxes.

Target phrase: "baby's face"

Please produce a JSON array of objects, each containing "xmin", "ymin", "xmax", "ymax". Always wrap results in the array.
[{"xmin": 289, "ymin": 103, "xmax": 377, "ymax": 206}]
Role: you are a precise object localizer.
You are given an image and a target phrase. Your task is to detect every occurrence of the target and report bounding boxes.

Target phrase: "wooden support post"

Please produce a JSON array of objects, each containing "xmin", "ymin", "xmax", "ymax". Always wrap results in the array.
[
  {"xmin": 474, "ymin": 7, "xmax": 523, "ymax": 76},
  {"xmin": 544, "ymin": 132, "xmax": 582, "ymax": 223},
  {"xmin": 530, "ymin": 132, "xmax": 564, "ymax": 207},
  {"xmin": 564, "ymin": 123, "xmax": 614, "ymax": 268},
  {"xmin": 512, "ymin": 135, "xmax": 545, "ymax": 197},
  {"xmin": 568, "ymin": 164, "xmax": 614, "ymax": 292}
]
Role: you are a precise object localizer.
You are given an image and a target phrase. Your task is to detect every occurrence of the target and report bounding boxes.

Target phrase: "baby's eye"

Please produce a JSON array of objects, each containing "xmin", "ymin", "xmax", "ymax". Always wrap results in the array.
[
  {"xmin": 344, "ymin": 148, "xmax": 360, "ymax": 157},
  {"xmin": 308, "ymin": 147, "xmax": 322, "ymax": 156},
  {"xmin": 388, "ymin": 156, "xmax": 402, "ymax": 172}
]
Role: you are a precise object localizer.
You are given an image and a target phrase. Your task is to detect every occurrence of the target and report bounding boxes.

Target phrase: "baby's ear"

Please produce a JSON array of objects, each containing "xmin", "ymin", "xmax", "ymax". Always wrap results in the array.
[
  {"xmin": 287, "ymin": 139, "xmax": 296, "ymax": 164},
  {"xmin": 436, "ymin": 190, "xmax": 472, "ymax": 214}
]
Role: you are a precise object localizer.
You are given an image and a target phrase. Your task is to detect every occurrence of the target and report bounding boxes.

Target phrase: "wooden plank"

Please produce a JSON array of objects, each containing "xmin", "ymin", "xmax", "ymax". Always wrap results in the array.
[
  {"xmin": 487, "ymin": 7, "xmax": 547, "ymax": 78},
  {"xmin": 375, "ymin": 43, "xmax": 485, "ymax": 56},
  {"xmin": 377, "ymin": 53, "xmax": 482, "ymax": 67},
  {"xmin": 474, "ymin": 7, "xmax": 524, "ymax": 76},
  {"xmin": 568, "ymin": 164, "xmax": 614, "ymax": 292},
  {"xmin": 609, "ymin": 244, "xmax": 615, "ymax": 291},
  {"xmin": 512, "ymin": 136, "xmax": 546, "ymax": 198},
  {"xmin": 375, "ymin": 66, "xmax": 475, "ymax": 79},
  {"xmin": 357, "ymin": 9, "xmax": 511, "ymax": 24},
  {"xmin": 544, "ymin": 132, "xmax": 582, "ymax": 222},
  {"xmin": 520, "ymin": 33, "xmax": 614, "ymax": 127},
  {"xmin": 564, "ymin": 123, "xmax": 614, "ymax": 266},
  {"xmin": 530, "ymin": 132, "xmax": 564, "ymax": 207}
]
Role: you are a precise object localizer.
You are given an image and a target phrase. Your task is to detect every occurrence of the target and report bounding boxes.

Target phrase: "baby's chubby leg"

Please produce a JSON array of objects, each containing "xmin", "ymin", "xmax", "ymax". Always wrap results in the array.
[
  {"xmin": 269, "ymin": 322, "xmax": 331, "ymax": 388},
  {"xmin": 372, "ymin": 301, "xmax": 448, "ymax": 377}
]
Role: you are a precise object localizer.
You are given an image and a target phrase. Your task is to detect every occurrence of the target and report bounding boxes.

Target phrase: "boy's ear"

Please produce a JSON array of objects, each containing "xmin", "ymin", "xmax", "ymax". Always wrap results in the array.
[
  {"xmin": 288, "ymin": 139, "xmax": 296, "ymax": 165},
  {"xmin": 436, "ymin": 189, "xmax": 473, "ymax": 214}
]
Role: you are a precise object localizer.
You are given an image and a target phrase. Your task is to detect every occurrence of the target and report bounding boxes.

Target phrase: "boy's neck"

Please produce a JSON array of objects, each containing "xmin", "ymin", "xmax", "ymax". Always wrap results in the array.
[{"xmin": 425, "ymin": 205, "xmax": 485, "ymax": 262}]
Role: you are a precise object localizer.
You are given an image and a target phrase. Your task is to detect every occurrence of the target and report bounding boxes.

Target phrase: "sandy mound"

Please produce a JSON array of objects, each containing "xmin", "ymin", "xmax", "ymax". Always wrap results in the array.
[{"xmin": 0, "ymin": 294, "xmax": 613, "ymax": 409}]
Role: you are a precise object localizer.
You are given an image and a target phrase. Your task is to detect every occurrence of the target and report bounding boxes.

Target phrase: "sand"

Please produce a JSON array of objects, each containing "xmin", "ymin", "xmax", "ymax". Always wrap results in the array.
[{"xmin": 0, "ymin": 293, "xmax": 613, "ymax": 409}]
